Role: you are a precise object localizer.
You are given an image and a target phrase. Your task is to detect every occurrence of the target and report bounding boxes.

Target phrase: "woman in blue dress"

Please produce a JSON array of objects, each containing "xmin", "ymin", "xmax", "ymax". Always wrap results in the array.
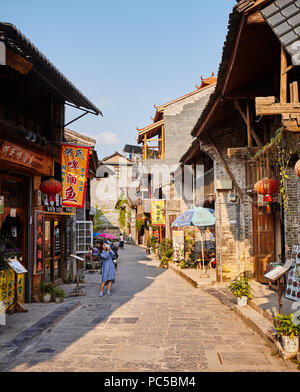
[{"xmin": 99, "ymin": 242, "xmax": 115, "ymax": 297}]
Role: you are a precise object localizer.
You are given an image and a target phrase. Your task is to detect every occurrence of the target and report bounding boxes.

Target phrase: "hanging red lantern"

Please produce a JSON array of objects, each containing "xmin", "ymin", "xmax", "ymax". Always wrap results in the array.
[
  {"xmin": 40, "ymin": 179, "xmax": 62, "ymax": 203},
  {"xmin": 254, "ymin": 177, "xmax": 280, "ymax": 196},
  {"xmin": 295, "ymin": 159, "xmax": 300, "ymax": 178}
]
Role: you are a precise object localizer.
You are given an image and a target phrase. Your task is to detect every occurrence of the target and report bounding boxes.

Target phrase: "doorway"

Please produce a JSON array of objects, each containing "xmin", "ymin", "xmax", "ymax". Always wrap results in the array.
[
  {"xmin": 44, "ymin": 219, "xmax": 63, "ymax": 283},
  {"xmin": 252, "ymin": 204, "xmax": 276, "ymax": 283}
]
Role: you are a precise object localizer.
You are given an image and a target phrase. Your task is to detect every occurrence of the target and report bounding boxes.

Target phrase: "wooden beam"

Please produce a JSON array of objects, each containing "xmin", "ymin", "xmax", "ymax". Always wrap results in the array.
[
  {"xmin": 204, "ymin": 137, "xmax": 244, "ymax": 201},
  {"xmin": 234, "ymin": 100, "xmax": 262, "ymax": 147},
  {"xmin": 281, "ymin": 46, "xmax": 288, "ymax": 104},
  {"xmin": 222, "ymin": 15, "xmax": 245, "ymax": 97},
  {"xmin": 227, "ymin": 147, "xmax": 260, "ymax": 158},
  {"xmin": 247, "ymin": 11, "xmax": 265, "ymax": 24},
  {"xmin": 256, "ymin": 98, "xmax": 300, "ymax": 115},
  {"xmin": 246, "ymin": 103, "xmax": 253, "ymax": 147}
]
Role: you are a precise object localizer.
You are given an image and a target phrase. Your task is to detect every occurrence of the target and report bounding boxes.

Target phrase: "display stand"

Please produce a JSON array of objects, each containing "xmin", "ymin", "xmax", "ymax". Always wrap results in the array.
[
  {"xmin": 264, "ymin": 259, "xmax": 293, "ymax": 314},
  {"xmin": 69, "ymin": 254, "xmax": 86, "ymax": 297},
  {"xmin": 7, "ymin": 260, "xmax": 28, "ymax": 314}
]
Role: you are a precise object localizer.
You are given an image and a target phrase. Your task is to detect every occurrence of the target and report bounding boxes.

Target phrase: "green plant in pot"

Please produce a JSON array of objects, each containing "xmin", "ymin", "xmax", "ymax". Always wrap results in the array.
[
  {"xmin": 229, "ymin": 275, "xmax": 252, "ymax": 306},
  {"xmin": 274, "ymin": 313, "xmax": 300, "ymax": 354},
  {"xmin": 52, "ymin": 287, "xmax": 66, "ymax": 303},
  {"xmin": 40, "ymin": 283, "xmax": 55, "ymax": 303}
]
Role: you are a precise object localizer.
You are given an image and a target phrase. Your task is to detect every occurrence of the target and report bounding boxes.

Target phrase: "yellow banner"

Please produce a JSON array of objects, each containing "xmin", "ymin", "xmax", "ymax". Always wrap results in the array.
[
  {"xmin": 151, "ymin": 200, "xmax": 165, "ymax": 225},
  {"xmin": 61, "ymin": 144, "xmax": 90, "ymax": 208}
]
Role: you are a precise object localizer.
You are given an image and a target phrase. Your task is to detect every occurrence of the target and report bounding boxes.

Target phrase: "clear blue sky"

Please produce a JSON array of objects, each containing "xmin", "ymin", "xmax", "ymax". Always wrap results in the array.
[{"xmin": 2, "ymin": 0, "xmax": 235, "ymax": 159}]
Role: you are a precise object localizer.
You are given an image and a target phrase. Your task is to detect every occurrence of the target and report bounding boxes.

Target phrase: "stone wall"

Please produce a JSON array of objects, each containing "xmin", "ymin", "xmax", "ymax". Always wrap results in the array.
[{"xmin": 198, "ymin": 134, "xmax": 254, "ymax": 282}]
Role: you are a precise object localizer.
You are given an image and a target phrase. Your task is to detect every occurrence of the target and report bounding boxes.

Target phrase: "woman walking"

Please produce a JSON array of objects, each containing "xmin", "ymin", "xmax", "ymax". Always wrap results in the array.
[{"xmin": 99, "ymin": 242, "xmax": 115, "ymax": 297}]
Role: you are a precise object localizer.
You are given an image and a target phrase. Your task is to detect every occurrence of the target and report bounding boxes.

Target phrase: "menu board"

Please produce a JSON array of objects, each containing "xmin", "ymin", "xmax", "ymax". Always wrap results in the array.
[
  {"xmin": 285, "ymin": 245, "xmax": 300, "ymax": 301},
  {"xmin": 264, "ymin": 259, "xmax": 293, "ymax": 282},
  {"xmin": 54, "ymin": 221, "xmax": 61, "ymax": 256},
  {"xmin": 7, "ymin": 260, "xmax": 27, "ymax": 274},
  {"xmin": 173, "ymin": 230, "xmax": 184, "ymax": 261}
]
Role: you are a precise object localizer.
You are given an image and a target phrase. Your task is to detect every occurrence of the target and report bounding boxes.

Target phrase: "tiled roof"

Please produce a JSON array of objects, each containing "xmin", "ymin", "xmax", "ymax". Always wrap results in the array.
[{"xmin": 261, "ymin": 0, "xmax": 300, "ymax": 65}]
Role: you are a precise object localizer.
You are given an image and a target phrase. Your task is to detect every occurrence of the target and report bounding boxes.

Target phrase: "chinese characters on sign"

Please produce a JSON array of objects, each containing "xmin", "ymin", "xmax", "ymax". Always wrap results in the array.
[
  {"xmin": 151, "ymin": 200, "xmax": 165, "ymax": 225},
  {"xmin": 35, "ymin": 211, "xmax": 44, "ymax": 273},
  {"xmin": 61, "ymin": 144, "xmax": 90, "ymax": 208},
  {"xmin": 0, "ymin": 141, "xmax": 52, "ymax": 176}
]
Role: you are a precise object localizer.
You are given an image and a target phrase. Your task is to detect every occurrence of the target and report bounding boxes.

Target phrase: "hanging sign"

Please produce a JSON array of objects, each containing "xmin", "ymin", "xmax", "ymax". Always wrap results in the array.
[
  {"xmin": 61, "ymin": 144, "xmax": 90, "ymax": 208},
  {"xmin": 151, "ymin": 200, "xmax": 165, "ymax": 225},
  {"xmin": 34, "ymin": 211, "xmax": 44, "ymax": 273}
]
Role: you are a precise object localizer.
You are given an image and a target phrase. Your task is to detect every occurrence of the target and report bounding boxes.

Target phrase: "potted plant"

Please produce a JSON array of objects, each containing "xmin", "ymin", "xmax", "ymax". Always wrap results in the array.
[
  {"xmin": 52, "ymin": 287, "xmax": 66, "ymax": 303},
  {"xmin": 40, "ymin": 282, "xmax": 55, "ymax": 303},
  {"xmin": 229, "ymin": 275, "xmax": 252, "ymax": 306},
  {"xmin": 274, "ymin": 313, "xmax": 300, "ymax": 353}
]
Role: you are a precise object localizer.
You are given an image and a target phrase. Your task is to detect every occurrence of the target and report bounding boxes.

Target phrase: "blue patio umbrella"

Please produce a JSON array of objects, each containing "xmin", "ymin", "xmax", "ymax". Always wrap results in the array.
[{"xmin": 172, "ymin": 207, "xmax": 215, "ymax": 274}]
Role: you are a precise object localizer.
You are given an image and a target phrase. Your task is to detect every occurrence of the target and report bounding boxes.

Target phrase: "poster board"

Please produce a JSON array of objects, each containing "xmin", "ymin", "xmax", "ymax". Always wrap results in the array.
[
  {"xmin": 264, "ymin": 258, "xmax": 293, "ymax": 282},
  {"xmin": 285, "ymin": 245, "xmax": 300, "ymax": 301},
  {"xmin": 172, "ymin": 230, "xmax": 184, "ymax": 261},
  {"xmin": 151, "ymin": 200, "xmax": 165, "ymax": 225},
  {"xmin": 7, "ymin": 260, "xmax": 28, "ymax": 274}
]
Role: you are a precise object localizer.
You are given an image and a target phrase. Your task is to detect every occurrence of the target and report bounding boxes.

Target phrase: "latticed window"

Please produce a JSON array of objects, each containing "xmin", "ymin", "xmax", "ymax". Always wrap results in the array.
[{"xmin": 75, "ymin": 221, "xmax": 93, "ymax": 254}]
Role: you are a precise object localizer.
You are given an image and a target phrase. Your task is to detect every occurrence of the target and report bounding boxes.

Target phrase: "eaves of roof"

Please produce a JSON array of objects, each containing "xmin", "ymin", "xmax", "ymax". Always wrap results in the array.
[
  {"xmin": 0, "ymin": 22, "xmax": 101, "ymax": 115},
  {"xmin": 191, "ymin": 8, "xmax": 243, "ymax": 137}
]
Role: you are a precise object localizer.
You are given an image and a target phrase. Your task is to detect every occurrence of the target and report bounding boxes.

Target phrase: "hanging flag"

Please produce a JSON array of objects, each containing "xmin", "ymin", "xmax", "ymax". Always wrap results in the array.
[
  {"xmin": 151, "ymin": 200, "xmax": 165, "ymax": 225},
  {"xmin": 61, "ymin": 144, "xmax": 90, "ymax": 208}
]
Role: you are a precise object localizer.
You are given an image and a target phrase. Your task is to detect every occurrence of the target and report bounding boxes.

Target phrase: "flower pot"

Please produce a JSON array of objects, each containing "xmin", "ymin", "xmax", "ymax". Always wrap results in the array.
[
  {"xmin": 237, "ymin": 296, "xmax": 248, "ymax": 306},
  {"xmin": 54, "ymin": 297, "xmax": 64, "ymax": 303},
  {"xmin": 281, "ymin": 336, "xmax": 299, "ymax": 353},
  {"xmin": 42, "ymin": 293, "xmax": 51, "ymax": 303}
]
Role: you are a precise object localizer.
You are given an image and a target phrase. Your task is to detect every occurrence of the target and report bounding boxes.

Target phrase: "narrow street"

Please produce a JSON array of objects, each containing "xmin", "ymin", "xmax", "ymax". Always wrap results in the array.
[{"xmin": 0, "ymin": 246, "xmax": 293, "ymax": 372}]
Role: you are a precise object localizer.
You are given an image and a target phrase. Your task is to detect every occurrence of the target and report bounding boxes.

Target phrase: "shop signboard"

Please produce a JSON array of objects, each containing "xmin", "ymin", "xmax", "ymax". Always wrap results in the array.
[
  {"xmin": 151, "ymin": 200, "xmax": 165, "ymax": 225},
  {"xmin": 172, "ymin": 230, "xmax": 184, "ymax": 261},
  {"xmin": 0, "ymin": 140, "xmax": 52, "ymax": 176},
  {"xmin": 34, "ymin": 211, "xmax": 44, "ymax": 273},
  {"xmin": 61, "ymin": 144, "xmax": 91, "ymax": 208}
]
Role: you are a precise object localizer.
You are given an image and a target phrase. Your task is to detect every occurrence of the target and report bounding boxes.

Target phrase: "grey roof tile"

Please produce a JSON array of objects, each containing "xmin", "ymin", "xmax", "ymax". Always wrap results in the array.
[
  {"xmin": 262, "ymin": 0, "xmax": 300, "ymax": 65},
  {"xmin": 268, "ymin": 11, "xmax": 286, "ymax": 27},
  {"xmin": 280, "ymin": 29, "xmax": 298, "ymax": 45},
  {"xmin": 275, "ymin": 0, "xmax": 294, "ymax": 8},
  {"xmin": 262, "ymin": 3, "xmax": 279, "ymax": 17},
  {"xmin": 273, "ymin": 20, "xmax": 293, "ymax": 35},
  {"xmin": 281, "ymin": 3, "xmax": 299, "ymax": 17},
  {"xmin": 288, "ymin": 13, "xmax": 300, "ymax": 27}
]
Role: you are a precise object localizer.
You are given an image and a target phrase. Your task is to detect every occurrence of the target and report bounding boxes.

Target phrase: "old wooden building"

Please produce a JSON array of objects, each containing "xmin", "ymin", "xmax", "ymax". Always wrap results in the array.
[{"xmin": 0, "ymin": 23, "xmax": 100, "ymax": 305}]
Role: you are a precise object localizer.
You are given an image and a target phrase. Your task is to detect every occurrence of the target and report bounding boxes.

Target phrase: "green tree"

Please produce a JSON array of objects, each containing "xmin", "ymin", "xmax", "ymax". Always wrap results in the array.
[{"xmin": 93, "ymin": 204, "xmax": 107, "ymax": 232}]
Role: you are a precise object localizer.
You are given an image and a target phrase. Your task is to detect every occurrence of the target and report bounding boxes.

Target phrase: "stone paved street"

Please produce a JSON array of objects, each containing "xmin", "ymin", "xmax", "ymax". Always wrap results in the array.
[{"xmin": 0, "ymin": 246, "xmax": 296, "ymax": 372}]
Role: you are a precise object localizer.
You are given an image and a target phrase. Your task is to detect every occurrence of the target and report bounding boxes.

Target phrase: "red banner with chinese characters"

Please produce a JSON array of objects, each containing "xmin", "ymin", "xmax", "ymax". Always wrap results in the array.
[{"xmin": 61, "ymin": 144, "xmax": 90, "ymax": 208}]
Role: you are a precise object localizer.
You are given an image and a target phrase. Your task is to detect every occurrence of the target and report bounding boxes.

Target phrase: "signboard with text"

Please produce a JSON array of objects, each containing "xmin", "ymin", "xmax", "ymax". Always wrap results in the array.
[
  {"xmin": 0, "ymin": 140, "xmax": 53, "ymax": 176},
  {"xmin": 61, "ymin": 144, "xmax": 90, "ymax": 208},
  {"xmin": 151, "ymin": 200, "xmax": 165, "ymax": 225}
]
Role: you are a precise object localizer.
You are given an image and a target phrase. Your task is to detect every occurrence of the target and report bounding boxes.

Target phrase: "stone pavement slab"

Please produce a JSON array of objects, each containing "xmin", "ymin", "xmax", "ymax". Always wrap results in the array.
[{"xmin": 0, "ymin": 246, "xmax": 298, "ymax": 372}]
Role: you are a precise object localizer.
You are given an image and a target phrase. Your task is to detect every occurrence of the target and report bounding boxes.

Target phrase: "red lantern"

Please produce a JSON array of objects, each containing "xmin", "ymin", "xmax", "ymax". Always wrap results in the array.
[
  {"xmin": 254, "ymin": 178, "xmax": 280, "ymax": 196},
  {"xmin": 295, "ymin": 159, "xmax": 300, "ymax": 178},
  {"xmin": 40, "ymin": 179, "xmax": 62, "ymax": 203}
]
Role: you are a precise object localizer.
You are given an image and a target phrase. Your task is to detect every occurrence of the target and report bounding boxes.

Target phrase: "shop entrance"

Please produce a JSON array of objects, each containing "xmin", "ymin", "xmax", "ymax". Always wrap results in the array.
[
  {"xmin": 0, "ymin": 173, "xmax": 27, "ymax": 267},
  {"xmin": 252, "ymin": 205, "xmax": 276, "ymax": 283},
  {"xmin": 44, "ymin": 219, "xmax": 63, "ymax": 284}
]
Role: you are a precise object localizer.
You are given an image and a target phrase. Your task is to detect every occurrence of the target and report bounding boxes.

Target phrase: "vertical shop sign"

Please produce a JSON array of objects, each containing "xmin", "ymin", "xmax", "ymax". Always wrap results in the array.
[
  {"xmin": 34, "ymin": 211, "xmax": 44, "ymax": 273},
  {"xmin": 61, "ymin": 144, "xmax": 90, "ymax": 208},
  {"xmin": 0, "ymin": 196, "xmax": 3, "ymax": 214},
  {"xmin": 151, "ymin": 200, "xmax": 165, "ymax": 225}
]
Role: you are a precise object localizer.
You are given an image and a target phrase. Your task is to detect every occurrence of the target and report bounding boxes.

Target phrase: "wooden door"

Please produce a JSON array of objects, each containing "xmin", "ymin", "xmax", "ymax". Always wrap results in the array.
[{"xmin": 252, "ymin": 205, "xmax": 275, "ymax": 283}]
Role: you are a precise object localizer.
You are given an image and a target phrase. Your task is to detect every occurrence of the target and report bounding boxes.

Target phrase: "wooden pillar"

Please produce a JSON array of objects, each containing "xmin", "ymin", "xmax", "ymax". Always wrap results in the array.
[
  {"xmin": 280, "ymin": 46, "xmax": 287, "ymax": 104},
  {"xmin": 143, "ymin": 135, "xmax": 147, "ymax": 160},
  {"xmin": 246, "ymin": 103, "xmax": 252, "ymax": 148},
  {"xmin": 161, "ymin": 125, "xmax": 165, "ymax": 159}
]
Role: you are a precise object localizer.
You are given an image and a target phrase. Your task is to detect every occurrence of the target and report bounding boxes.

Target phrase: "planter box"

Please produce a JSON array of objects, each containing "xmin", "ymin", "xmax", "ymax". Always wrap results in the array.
[{"xmin": 281, "ymin": 336, "xmax": 299, "ymax": 354}]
